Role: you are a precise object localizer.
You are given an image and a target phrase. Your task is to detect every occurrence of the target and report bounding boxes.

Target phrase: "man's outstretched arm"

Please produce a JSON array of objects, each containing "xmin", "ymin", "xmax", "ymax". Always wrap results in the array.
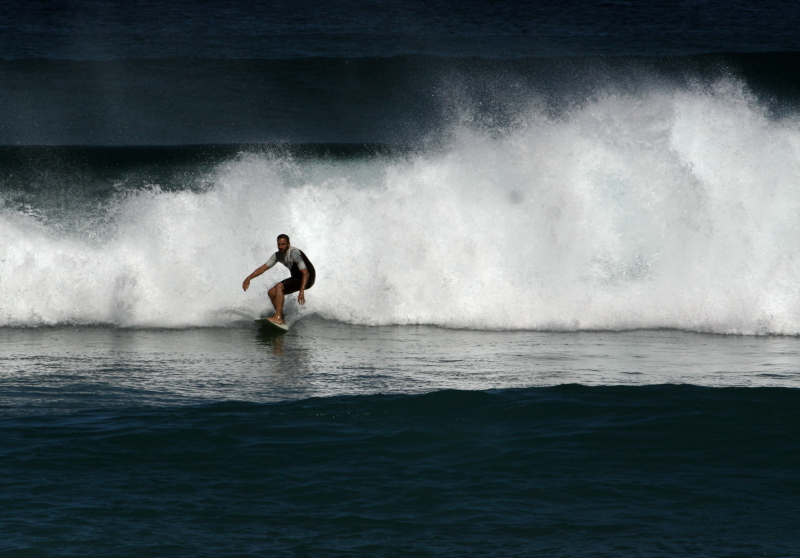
[
  {"xmin": 297, "ymin": 268, "xmax": 309, "ymax": 305},
  {"xmin": 242, "ymin": 264, "xmax": 269, "ymax": 291}
]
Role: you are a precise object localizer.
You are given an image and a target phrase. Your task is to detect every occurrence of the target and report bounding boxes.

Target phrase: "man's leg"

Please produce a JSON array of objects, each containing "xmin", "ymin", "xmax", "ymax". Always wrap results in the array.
[
  {"xmin": 267, "ymin": 283, "xmax": 285, "ymax": 324},
  {"xmin": 268, "ymin": 286, "xmax": 278, "ymax": 314}
]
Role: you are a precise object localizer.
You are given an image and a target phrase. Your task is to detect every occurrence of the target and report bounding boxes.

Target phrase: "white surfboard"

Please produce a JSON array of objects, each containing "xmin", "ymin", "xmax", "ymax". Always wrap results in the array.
[{"xmin": 255, "ymin": 318, "xmax": 289, "ymax": 333}]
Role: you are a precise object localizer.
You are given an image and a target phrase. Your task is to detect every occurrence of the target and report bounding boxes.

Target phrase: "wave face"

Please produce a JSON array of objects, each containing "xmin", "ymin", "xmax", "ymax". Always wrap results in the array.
[
  {"xmin": 2, "ymin": 386, "xmax": 799, "ymax": 557},
  {"xmin": 1, "ymin": 54, "xmax": 800, "ymax": 145},
  {"xmin": 3, "ymin": 76, "xmax": 800, "ymax": 333}
]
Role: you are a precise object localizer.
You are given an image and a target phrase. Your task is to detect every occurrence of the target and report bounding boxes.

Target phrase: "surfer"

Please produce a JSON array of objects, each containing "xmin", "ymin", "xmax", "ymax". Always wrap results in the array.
[{"xmin": 242, "ymin": 234, "xmax": 316, "ymax": 325}]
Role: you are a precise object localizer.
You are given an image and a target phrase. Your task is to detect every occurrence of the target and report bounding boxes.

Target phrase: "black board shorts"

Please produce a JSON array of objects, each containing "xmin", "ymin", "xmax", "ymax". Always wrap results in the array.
[
  {"xmin": 281, "ymin": 272, "xmax": 315, "ymax": 295},
  {"xmin": 280, "ymin": 250, "xmax": 316, "ymax": 295}
]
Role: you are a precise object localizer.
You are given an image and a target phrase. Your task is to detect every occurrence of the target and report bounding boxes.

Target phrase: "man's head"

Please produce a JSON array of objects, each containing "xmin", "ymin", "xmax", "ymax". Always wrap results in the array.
[{"xmin": 277, "ymin": 234, "xmax": 290, "ymax": 253}]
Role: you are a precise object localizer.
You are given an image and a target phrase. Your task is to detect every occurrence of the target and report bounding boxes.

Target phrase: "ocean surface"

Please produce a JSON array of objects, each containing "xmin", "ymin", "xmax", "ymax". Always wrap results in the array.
[{"xmin": 2, "ymin": 1, "xmax": 800, "ymax": 556}]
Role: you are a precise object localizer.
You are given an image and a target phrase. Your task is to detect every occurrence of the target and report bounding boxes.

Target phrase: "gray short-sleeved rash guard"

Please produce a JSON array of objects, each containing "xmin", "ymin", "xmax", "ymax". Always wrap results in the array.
[{"xmin": 265, "ymin": 246, "xmax": 307, "ymax": 271}]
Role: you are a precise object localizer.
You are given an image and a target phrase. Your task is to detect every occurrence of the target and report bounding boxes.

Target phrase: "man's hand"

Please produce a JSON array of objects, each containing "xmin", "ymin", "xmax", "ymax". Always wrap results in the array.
[
  {"xmin": 298, "ymin": 290, "xmax": 305, "ymax": 305},
  {"xmin": 242, "ymin": 264, "xmax": 268, "ymax": 292}
]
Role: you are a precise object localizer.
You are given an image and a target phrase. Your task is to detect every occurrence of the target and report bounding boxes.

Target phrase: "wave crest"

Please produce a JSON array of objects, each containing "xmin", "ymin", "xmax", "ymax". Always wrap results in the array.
[{"xmin": 2, "ymin": 80, "xmax": 800, "ymax": 333}]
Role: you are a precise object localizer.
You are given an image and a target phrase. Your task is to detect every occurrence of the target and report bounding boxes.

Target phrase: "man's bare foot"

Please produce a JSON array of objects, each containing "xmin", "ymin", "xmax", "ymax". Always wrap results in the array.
[{"xmin": 268, "ymin": 316, "xmax": 284, "ymax": 325}]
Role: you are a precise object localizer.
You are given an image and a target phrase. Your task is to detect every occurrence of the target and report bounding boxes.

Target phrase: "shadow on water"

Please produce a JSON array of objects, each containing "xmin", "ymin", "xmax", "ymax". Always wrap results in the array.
[{"xmin": 255, "ymin": 328, "xmax": 287, "ymax": 354}]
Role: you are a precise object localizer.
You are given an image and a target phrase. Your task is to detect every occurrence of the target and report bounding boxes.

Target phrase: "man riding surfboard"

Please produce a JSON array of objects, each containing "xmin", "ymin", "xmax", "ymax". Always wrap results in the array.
[{"xmin": 242, "ymin": 234, "xmax": 316, "ymax": 325}]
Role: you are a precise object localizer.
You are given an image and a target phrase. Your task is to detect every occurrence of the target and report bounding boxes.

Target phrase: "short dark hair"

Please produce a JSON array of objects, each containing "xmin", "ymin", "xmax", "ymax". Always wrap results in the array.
[{"xmin": 277, "ymin": 234, "xmax": 290, "ymax": 243}]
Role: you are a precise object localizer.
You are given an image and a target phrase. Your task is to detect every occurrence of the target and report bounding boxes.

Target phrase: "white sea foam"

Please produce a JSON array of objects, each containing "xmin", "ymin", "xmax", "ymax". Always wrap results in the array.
[{"xmin": 3, "ymin": 80, "xmax": 800, "ymax": 333}]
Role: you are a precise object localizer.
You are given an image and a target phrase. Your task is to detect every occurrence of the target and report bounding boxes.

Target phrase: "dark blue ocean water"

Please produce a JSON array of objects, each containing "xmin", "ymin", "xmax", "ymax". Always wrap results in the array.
[
  {"xmin": 2, "ymin": 385, "xmax": 799, "ymax": 557},
  {"xmin": 1, "ymin": 1, "xmax": 800, "ymax": 145},
  {"xmin": 3, "ymin": 1, "xmax": 800, "ymax": 556}
]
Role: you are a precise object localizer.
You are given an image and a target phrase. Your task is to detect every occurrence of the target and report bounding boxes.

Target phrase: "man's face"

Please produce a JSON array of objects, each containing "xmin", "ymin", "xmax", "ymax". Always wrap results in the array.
[{"xmin": 277, "ymin": 238, "xmax": 290, "ymax": 253}]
